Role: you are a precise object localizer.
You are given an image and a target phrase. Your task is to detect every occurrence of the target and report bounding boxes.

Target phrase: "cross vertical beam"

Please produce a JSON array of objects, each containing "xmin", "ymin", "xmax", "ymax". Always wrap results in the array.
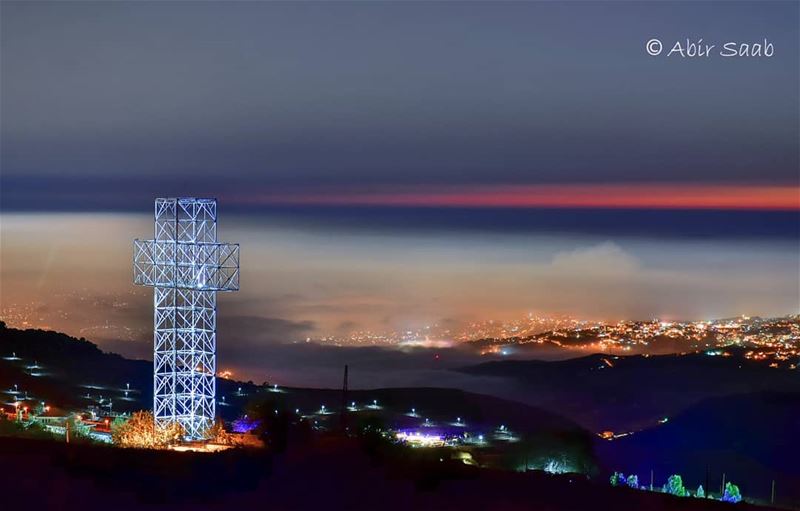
[{"xmin": 134, "ymin": 198, "xmax": 239, "ymax": 440}]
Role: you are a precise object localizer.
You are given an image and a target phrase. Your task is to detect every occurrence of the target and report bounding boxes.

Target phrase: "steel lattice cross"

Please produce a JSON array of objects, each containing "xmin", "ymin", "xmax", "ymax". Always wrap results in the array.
[{"xmin": 133, "ymin": 198, "xmax": 239, "ymax": 440}]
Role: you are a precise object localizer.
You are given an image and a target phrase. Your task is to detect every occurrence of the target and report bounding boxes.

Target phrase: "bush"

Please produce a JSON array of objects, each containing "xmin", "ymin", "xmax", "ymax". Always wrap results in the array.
[
  {"xmin": 610, "ymin": 472, "xmax": 625, "ymax": 486},
  {"xmin": 662, "ymin": 474, "xmax": 688, "ymax": 497},
  {"xmin": 0, "ymin": 416, "xmax": 58, "ymax": 440},
  {"xmin": 111, "ymin": 411, "xmax": 183, "ymax": 449},
  {"xmin": 722, "ymin": 482, "xmax": 742, "ymax": 503}
]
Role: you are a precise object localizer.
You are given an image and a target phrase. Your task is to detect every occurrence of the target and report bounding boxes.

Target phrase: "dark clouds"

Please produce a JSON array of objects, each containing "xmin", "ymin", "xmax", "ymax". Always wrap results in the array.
[{"xmin": 1, "ymin": 1, "xmax": 798, "ymax": 210}]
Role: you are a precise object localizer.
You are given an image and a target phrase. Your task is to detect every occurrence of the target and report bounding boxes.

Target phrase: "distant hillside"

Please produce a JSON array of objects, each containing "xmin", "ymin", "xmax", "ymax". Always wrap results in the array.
[
  {"xmin": 0, "ymin": 322, "xmax": 152, "ymax": 413},
  {"xmin": 467, "ymin": 331, "xmax": 715, "ymax": 357},
  {"xmin": 0, "ymin": 323, "xmax": 593, "ymax": 463},
  {"xmin": 459, "ymin": 352, "xmax": 800, "ymax": 432},
  {"xmin": 595, "ymin": 392, "xmax": 800, "ymax": 507}
]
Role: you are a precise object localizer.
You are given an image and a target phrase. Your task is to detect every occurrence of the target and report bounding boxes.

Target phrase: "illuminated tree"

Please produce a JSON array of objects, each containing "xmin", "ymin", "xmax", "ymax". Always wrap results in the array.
[
  {"xmin": 111, "ymin": 410, "xmax": 183, "ymax": 449},
  {"xmin": 696, "ymin": 485, "xmax": 705, "ymax": 498},
  {"xmin": 610, "ymin": 472, "xmax": 625, "ymax": 486},
  {"xmin": 722, "ymin": 482, "xmax": 742, "ymax": 503},
  {"xmin": 205, "ymin": 418, "xmax": 233, "ymax": 445},
  {"xmin": 542, "ymin": 457, "xmax": 575, "ymax": 474},
  {"xmin": 662, "ymin": 474, "xmax": 688, "ymax": 497},
  {"xmin": 627, "ymin": 474, "xmax": 639, "ymax": 489}
]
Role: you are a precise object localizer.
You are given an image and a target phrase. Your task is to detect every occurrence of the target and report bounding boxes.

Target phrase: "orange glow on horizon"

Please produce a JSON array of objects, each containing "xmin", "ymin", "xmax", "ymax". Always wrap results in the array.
[{"xmin": 246, "ymin": 184, "xmax": 800, "ymax": 211}]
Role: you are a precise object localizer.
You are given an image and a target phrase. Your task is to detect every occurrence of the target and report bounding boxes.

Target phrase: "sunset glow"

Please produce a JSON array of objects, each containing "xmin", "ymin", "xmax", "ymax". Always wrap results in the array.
[{"xmin": 247, "ymin": 184, "xmax": 800, "ymax": 211}]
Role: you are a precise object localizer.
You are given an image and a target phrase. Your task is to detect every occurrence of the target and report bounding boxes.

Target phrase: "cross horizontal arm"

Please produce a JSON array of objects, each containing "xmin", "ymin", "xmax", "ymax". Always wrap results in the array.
[{"xmin": 134, "ymin": 239, "xmax": 239, "ymax": 291}]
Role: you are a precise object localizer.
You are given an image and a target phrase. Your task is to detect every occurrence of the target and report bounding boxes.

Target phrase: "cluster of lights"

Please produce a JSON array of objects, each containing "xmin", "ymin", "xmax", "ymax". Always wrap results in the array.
[
  {"xmin": 395, "ymin": 431, "xmax": 444, "ymax": 447},
  {"xmin": 302, "ymin": 314, "xmax": 799, "ymax": 365},
  {"xmin": 309, "ymin": 313, "xmax": 593, "ymax": 347},
  {"xmin": 479, "ymin": 315, "xmax": 800, "ymax": 361},
  {"xmin": 2, "ymin": 290, "xmax": 149, "ymax": 344}
]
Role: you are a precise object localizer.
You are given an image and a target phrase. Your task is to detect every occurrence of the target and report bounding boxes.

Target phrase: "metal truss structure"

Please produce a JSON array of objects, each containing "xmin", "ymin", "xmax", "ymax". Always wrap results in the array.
[{"xmin": 133, "ymin": 198, "xmax": 239, "ymax": 440}]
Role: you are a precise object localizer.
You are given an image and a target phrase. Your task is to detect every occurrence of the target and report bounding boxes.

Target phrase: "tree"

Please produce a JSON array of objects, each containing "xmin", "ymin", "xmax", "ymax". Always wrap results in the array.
[
  {"xmin": 696, "ymin": 485, "xmax": 705, "ymax": 498},
  {"xmin": 610, "ymin": 472, "xmax": 625, "ymax": 486},
  {"xmin": 722, "ymin": 482, "xmax": 742, "ymax": 503},
  {"xmin": 0, "ymin": 419, "xmax": 57, "ymax": 440},
  {"xmin": 110, "ymin": 415, "xmax": 128, "ymax": 437},
  {"xmin": 245, "ymin": 399, "xmax": 291, "ymax": 452},
  {"xmin": 663, "ymin": 474, "xmax": 688, "ymax": 497},
  {"xmin": 205, "ymin": 418, "xmax": 233, "ymax": 445},
  {"xmin": 627, "ymin": 474, "xmax": 639, "ymax": 489},
  {"xmin": 65, "ymin": 416, "xmax": 93, "ymax": 442},
  {"xmin": 111, "ymin": 411, "xmax": 183, "ymax": 449}
]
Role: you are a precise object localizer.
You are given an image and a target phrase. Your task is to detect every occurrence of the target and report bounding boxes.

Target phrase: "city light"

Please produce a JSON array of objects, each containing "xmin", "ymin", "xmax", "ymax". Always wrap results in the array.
[{"xmin": 395, "ymin": 431, "xmax": 444, "ymax": 447}]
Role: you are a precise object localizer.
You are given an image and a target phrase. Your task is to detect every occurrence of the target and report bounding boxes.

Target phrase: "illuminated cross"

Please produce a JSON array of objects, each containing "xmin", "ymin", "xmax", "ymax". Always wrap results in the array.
[{"xmin": 133, "ymin": 198, "xmax": 239, "ymax": 440}]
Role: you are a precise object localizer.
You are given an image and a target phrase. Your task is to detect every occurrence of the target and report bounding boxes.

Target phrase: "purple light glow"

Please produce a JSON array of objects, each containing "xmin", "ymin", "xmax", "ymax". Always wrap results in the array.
[{"xmin": 232, "ymin": 416, "xmax": 261, "ymax": 434}]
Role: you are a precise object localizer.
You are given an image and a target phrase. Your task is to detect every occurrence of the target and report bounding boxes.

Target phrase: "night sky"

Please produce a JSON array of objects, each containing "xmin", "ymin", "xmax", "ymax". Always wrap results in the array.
[
  {"xmin": 1, "ymin": 1, "xmax": 797, "ymax": 209},
  {"xmin": 1, "ymin": 1, "xmax": 798, "ymax": 383}
]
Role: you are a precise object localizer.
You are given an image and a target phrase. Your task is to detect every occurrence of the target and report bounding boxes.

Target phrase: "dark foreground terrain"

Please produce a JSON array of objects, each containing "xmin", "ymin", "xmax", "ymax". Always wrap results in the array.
[
  {"xmin": 597, "ymin": 391, "xmax": 800, "ymax": 508},
  {"xmin": 0, "ymin": 435, "xmax": 781, "ymax": 511},
  {"xmin": 2, "ymin": 324, "xmax": 799, "ymax": 508},
  {"xmin": 460, "ymin": 352, "xmax": 800, "ymax": 432}
]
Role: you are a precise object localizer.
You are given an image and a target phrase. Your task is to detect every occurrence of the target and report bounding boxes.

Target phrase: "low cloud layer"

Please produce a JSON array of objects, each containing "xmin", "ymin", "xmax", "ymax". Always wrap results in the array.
[{"xmin": 2, "ymin": 213, "xmax": 797, "ymax": 386}]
